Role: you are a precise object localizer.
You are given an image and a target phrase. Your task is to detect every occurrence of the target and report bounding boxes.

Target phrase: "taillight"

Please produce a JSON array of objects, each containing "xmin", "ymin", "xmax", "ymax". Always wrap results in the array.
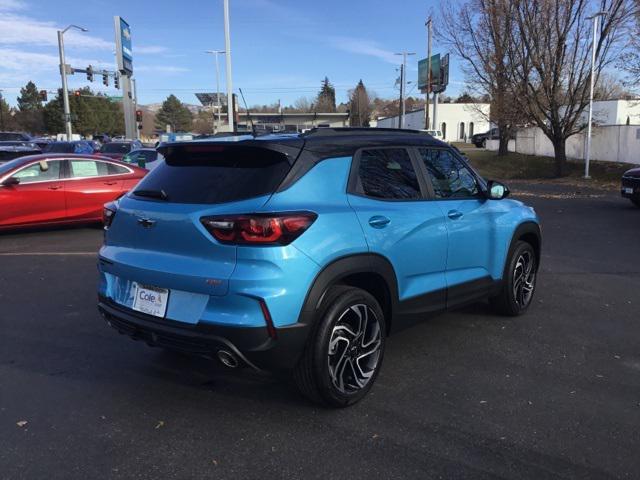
[
  {"xmin": 200, "ymin": 212, "xmax": 317, "ymax": 245},
  {"xmin": 103, "ymin": 204, "xmax": 117, "ymax": 229}
]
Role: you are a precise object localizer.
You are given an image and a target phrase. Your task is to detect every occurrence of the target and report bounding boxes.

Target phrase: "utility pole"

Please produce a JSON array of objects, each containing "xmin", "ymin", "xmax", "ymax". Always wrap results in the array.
[
  {"xmin": 425, "ymin": 17, "xmax": 432, "ymax": 130},
  {"xmin": 58, "ymin": 25, "xmax": 88, "ymax": 140},
  {"xmin": 397, "ymin": 64, "xmax": 404, "ymax": 128},
  {"xmin": 223, "ymin": 0, "xmax": 234, "ymax": 132},
  {"xmin": 205, "ymin": 50, "xmax": 225, "ymax": 133},
  {"xmin": 395, "ymin": 51, "xmax": 416, "ymax": 128},
  {"xmin": 585, "ymin": 11, "xmax": 607, "ymax": 179}
]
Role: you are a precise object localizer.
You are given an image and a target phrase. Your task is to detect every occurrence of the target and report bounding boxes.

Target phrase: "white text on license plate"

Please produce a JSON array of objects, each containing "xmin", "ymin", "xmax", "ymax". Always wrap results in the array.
[
  {"xmin": 624, "ymin": 187, "xmax": 634, "ymax": 194},
  {"xmin": 131, "ymin": 283, "xmax": 169, "ymax": 318}
]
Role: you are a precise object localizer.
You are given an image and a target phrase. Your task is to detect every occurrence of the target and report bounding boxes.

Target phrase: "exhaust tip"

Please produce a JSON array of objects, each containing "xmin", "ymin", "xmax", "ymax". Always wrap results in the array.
[{"xmin": 217, "ymin": 349, "xmax": 239, "ymax": 368}]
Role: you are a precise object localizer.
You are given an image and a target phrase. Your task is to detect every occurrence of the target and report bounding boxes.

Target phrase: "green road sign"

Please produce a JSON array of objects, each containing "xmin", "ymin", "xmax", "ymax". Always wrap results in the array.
[{"xmin": 107, "ymin": 96, "xmax": 123, "ymax": 103}]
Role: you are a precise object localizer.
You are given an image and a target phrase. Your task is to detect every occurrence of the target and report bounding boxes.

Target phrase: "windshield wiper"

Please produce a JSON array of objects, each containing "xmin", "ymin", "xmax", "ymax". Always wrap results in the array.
[{"xmin": 133, "ymin": 189, "xmax": 168, "ymax": 200}]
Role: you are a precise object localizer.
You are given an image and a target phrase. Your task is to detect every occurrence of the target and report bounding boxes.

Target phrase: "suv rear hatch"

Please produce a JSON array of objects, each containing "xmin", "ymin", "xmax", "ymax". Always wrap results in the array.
[{"xmin": 101, "ymin": 141, "xmax": 302, "ymax": 297}]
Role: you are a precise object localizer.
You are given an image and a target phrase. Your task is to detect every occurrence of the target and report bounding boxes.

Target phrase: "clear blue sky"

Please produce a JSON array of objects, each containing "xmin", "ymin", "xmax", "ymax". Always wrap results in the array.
[{"xmin": 0, "ymin": 0, "xmax": 465, "ymax": 108}]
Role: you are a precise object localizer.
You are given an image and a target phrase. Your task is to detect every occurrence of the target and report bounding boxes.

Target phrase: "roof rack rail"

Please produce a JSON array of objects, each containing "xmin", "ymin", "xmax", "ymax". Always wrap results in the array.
[{"xmin": 302, "ymin": 127, "xmax": 425, "ymax": 137}]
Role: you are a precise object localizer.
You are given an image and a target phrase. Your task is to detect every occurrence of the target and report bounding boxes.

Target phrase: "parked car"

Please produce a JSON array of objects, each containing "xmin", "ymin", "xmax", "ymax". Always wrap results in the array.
[
  {"xmin": 0, "ymin": 131, "xmax": 32, "ymax": 142},
  {"xmin": 0, "ymin": 141, "xmax": 41, "ymax": 163},
  {"xmin": 31, "ymin": 137, "xmax": 54, "ymax": 150},
  {"xmin": 44, "ymin": 140, "xmax": 97, "ymax": 154},
  {"xmin": 99, "ymin": 140, "xmax": 144, "ymax": 160},
  {"xmin": 0, "ymin": 154, "xmax": 147, "ymax": 230},
  {"xmin": 121, "ymin": 148, "xmax": 164, "ymax": 170},
  {"xmin": 420, "ymin": 129, "xmax": 445, "ymax": 141},
  {"xmin": 621, "ymin": 166, "xmax": 640, "ymax": 207},
  {"xmin": 472, "ymin": 128, "xmax": 499, "ymax": 148},
  {"xmin": 97, "ymin": 128, "xmax": 541, "ymax": 407}
]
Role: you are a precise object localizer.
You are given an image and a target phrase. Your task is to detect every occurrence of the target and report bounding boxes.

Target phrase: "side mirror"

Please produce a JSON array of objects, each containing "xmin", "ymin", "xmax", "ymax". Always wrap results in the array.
[
  {"xmin": 486, "ymin": 180, "xmax": 509, "ymax": 200},
  {"xmin": 1, "ymin": 177, "xmax": 20, "ymax": 187},
  {"xmin": 137, "ymin": 157, "xmax": 146, "ymax": 168}
]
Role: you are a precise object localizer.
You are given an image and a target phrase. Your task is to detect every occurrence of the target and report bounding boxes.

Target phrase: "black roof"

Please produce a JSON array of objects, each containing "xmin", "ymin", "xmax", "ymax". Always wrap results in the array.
[{"xmin": 158, "ymin": 127, "xmax": 445, "ymax": 163}]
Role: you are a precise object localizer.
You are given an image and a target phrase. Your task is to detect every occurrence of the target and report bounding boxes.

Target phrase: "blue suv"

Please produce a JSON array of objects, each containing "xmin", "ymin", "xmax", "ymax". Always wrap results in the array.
[{"xmin": 97, "ymin": 128, "xmax": 541, "ymax": 407}]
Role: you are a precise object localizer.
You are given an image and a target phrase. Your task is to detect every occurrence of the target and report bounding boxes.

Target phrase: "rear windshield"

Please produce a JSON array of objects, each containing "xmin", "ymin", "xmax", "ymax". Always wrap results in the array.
[
  {"xmin": 132, "ymin": 145, "xmax": 292, "ymax": 204},
  {"xmin": 101, "ymin": 143, "xmax": 131, "ymax": 154},
  {"xmin": 45, "ymin": 143, "xmax": 75, "ymax": 153}
]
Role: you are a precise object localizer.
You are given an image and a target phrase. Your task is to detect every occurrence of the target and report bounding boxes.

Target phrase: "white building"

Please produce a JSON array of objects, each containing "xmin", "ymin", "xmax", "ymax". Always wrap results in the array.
[
  {"xmin": 376, "ymin": 103, "xmax": 491, "ymax": 142},
  {"xmin": 586, "ymin": 99, "xmax": 640, "ymax": 126}
]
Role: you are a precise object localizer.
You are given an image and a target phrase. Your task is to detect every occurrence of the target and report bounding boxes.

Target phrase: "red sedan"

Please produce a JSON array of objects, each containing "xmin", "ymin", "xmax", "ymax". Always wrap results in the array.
[{"xmin": 0, "ymin": 154, "xmax": 147, "ymax": 230}]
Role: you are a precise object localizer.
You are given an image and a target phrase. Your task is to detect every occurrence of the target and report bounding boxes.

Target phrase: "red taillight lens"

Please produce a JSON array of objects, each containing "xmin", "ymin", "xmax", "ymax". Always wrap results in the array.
[
  {"xmin": 201, "ymin": 212, "xmax": 317, "ymax": 245},
  {"xmin": 103, "ymin": 205, "xmax": 117, "ymax": 229}
]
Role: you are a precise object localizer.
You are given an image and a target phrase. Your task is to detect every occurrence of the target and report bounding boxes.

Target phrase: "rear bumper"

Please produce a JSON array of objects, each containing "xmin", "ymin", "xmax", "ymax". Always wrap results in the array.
[{"xmin": 98, "ymin": 295, "xmax": 311, "ymax": 372}]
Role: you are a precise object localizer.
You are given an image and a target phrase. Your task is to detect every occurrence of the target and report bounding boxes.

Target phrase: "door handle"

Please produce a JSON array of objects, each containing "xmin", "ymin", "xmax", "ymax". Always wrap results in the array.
[
  {"xmin": 369, "ymin": 215, "xmax": 391, "ymax": 228},
  {"xmin": 103, "ymin": 181, "xmax": 118, "ymax": 185},
  {"xmin": 448, "ymin": 210, "xmax": 463, "ymax": 220},
  {"xmin": 48, "ymin": 185, "xmax": 62, "ymax": 190}
]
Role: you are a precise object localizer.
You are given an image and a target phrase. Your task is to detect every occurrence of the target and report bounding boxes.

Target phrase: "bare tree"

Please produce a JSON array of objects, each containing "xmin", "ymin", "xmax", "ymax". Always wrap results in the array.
[
  {"xmin": 618, "ymin": 0, "xmax": 640, "ymax": 86},
  {"xmin": 507, "ymin": 0, "xmax": 631, "ymax": 176},
  {"xmin": 292, "ymin": 97, "xmax": 313, "ymax": 112},
  {"xmin": 439, "ymin": 0, "xmax": 523, "ymax": 155}
]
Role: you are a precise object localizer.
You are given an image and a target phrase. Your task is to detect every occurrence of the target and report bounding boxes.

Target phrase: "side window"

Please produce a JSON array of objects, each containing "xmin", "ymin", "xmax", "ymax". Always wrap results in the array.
[
  {"xmin": 418, "ymin": 148, "xmax": 479, "ymax": 199},
  {"xmin": 70, "ymin": 160, "xmax": 110, "ymax": 178},
  {"xmin": 107, "ymin": 163, "xmax": 130, "ymax": 175},
  {"xmin": 357, "ymin": 148, "xmax": 421, "ymax": 200},
  {"xmin": 13, "ymin": 161, "xmax": 62, "ymax": 184}
]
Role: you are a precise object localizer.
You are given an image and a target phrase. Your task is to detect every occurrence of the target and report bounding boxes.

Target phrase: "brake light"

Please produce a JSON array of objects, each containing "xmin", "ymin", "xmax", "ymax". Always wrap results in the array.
[
  {"xmin": 201, "ymin": 212, "xmax": 317, "ymax": 245},
  {"xmin": 103, "ymin": 204, "xmax": 117, "ymax": 229}
]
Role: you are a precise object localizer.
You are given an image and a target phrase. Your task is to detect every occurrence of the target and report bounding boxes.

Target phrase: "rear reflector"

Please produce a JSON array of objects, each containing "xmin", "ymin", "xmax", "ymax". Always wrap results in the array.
[
  {"xmin": 103, "ymin": 204, "xmax": 117, "ymax": 229},
  {"xmin": 259, "ymin": 299, "xmax": 277, "ymax": 339},
  {"xmin": 201, "ymin": 212, "xmax": 317, "ymax": 246}
]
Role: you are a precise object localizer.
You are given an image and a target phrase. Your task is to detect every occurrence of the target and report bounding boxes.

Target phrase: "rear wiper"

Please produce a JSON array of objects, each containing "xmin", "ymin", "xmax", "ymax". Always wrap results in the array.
[{"xmin": 133, "ymin": 189, "xmax": 168, "ymax": 200}]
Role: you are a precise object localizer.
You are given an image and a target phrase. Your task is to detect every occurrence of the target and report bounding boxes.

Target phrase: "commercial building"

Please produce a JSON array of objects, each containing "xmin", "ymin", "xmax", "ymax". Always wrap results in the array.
[
  {"xmin": 236, "ymin": 112, "xmax": 349, "ymax": 132},
  {"xmin": 377, "ymin": 103, "xmax": 491, "ymax": 142}
]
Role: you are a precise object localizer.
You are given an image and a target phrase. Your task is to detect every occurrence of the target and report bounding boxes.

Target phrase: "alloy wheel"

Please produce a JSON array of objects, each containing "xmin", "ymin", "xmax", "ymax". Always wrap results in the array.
[
  {"xmin": 513, "ymin": 250, "xmax": 536, "ymax": 308},
  {"xmin": 327, "ymin": 304, "xmax": 382, "ymax": 395}
]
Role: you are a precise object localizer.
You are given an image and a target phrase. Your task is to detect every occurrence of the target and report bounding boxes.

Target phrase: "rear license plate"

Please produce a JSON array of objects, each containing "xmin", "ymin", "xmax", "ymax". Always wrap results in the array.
[
  {"xmin": 623, "ymin": 187, "xmax": 634, "ymax": 194},
  {"xmin": 131, "ymin": 282, "xmax": 169, "ymax": 318}
]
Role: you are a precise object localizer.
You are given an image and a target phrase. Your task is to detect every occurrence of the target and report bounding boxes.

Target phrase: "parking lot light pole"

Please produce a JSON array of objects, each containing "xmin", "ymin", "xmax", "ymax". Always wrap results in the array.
[
  {"xmin": 57, "ymin": 24, "xmax": 88, "ymax": 141},
  {"xmin": 223, "ymin": 0, "xmax": 234, "ymax": 132},
  {"xmin": 205, "ymin": 50, "xmax": 226, "ymax": 133},
  {"xmin": 585, "ymin": 11, "xmax": 607, "ymax": 179}
]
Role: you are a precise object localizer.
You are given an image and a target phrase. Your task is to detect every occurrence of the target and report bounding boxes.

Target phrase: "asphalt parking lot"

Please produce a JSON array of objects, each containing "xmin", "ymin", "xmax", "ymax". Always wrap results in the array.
[{"xmin": 1, "ymin": 183, "xmax": 639, "ymax": 479}]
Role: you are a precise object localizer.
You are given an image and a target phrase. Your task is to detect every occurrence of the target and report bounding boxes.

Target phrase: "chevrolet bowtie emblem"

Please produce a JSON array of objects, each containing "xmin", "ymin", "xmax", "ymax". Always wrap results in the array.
[{"xmin": 137, "ymin": 217, "xmax": 156, "ymax": 228}]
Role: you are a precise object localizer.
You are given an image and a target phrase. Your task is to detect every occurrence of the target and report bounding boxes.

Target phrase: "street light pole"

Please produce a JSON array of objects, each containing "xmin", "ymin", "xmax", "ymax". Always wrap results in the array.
[
  {"xmin": 425, "ymin": 17, "xmax": 432, "ymax": 130},
  {"xmin": 585, "ymin": 11, "xmax": 607, "ymax": 179},
  {"xmin": 206, "ymin": 50, "xmax": 225, "ymax": 133},
  {"xmin": 223, "ymin": 0, "xmax": 234, "ymax": 132},
  {"xmin": 57, "ymin": 24, "xmax": 87, "ymax": 141},
  {"xmin": 395, "ymin": 52, "xmax": 416, "ymax": 129}
]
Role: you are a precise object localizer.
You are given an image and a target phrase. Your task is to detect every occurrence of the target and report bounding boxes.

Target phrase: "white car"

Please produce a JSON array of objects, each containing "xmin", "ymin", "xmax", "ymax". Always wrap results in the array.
[{"xmin": 420, "ymin": 129, "xmax": 445, "ymax": 142}]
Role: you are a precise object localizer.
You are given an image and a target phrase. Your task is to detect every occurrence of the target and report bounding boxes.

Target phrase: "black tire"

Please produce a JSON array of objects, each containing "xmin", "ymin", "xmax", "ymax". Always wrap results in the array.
[
  {"xmin": 490, "ymin": 241, "xmax": 537, "ymax": 316},
  {"xmin": 481, "ymin": 138, "xmax": 487, "ymax": 148},
  {"xmin": 293, "ymin": 286, "xmax": 386, "ymax": 407},
  {"xmin": 631, "ymin": 196, "xmax": 640, "ymax": 208}
]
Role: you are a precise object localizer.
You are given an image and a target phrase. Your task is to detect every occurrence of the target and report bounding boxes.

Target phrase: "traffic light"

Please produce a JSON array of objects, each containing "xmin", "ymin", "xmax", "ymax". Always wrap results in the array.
[
  {"xmin": 114, "ymin": 72, "xmax": 120, "ymax": 90},
  {"xmin": 135, "ymin": 110, "xmax": 143, "ymax": 122},
  {"xmin": 86, "ymin": 65, "xmax": 94, "ymax": 82},
  {"xmin": 74, "ymin": 90, "xmax": 81, "ymax": 97},
  {"xmin": 39, "ymin": 90, "xmax": 47, "ymax": 102},
  {"xmin": 102, "ymin": 72, "xmax": 109, "ymax": 87}
]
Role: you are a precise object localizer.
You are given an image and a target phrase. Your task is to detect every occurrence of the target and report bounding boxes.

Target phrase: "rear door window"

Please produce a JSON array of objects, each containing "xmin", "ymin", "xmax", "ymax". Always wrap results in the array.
[
  {"xmin": 132, "ymin": 145, "xmax": 292, "ymax": 204},
  {"xmin": 355, "ymin": 148, "xmax": 421, "ymax": 200}
]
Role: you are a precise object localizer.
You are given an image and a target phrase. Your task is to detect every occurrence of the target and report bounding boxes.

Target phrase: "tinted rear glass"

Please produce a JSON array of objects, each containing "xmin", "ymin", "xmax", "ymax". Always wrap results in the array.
[
  {"xmin": 45, "ymin": 143, "xmax": 75, "ymax": 153},
  {"xmin": 132, "ymin": 145, "xmax": 292, "ymax": 204},
  {"xmin": 101, "ymin": 143, "xmax": 131, "ymax": 154}
]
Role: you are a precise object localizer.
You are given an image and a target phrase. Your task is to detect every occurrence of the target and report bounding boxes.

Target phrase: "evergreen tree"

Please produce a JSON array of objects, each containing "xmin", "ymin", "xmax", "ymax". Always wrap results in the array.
[
  {"xmin": 315, "ymin": 77, "xmax": 336, "ymax": 113},
  {"xmin": 1, "ymin": 94, "xmax": 18, "ymax": 131},
  {"xmin": 154, "ymin": 95, "xmax": 193, "ymax": 132},
  {"xmin": 42, "ymin": 88, "xmax": 125, "ymax": 136},
  {"xmin": 17, "ymin": 81, "xmax": 42, "ymax": 112},
  {"xmin": 348, "ymin": 80, "xmax": 371, "ymax": 127}
]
